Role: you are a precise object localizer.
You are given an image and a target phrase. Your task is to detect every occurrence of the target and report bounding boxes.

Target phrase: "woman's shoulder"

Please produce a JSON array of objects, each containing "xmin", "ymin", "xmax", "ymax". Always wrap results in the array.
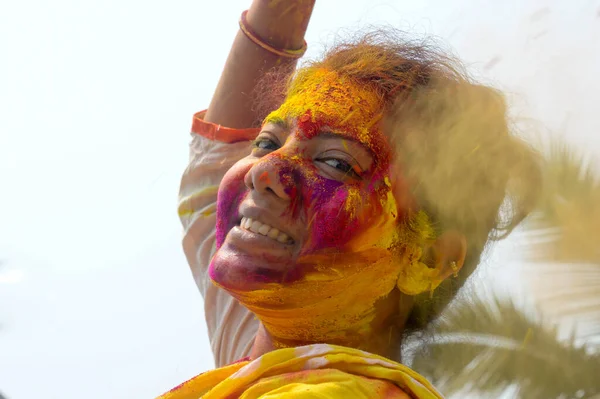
[
  {"xmin": 157, "ymin": 344, "xmax": 443, "ymax": 399},
  {"xmin": 155, "ymin": 360, "xmax": 249, "ymax": 399}
]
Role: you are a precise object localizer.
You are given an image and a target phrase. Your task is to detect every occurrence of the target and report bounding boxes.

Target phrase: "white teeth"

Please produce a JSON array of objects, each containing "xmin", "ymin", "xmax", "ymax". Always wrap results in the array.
[
  {"xmin": 240, "ymin": 217, "xmax": 292, "ymax": 244},
  {"xmin": 250, "ymin": 220, "xmax": 262, "ymax": 233},
  {"xmin": 277, "ymin": 232, "xmax": 290, "ymax": 243}
]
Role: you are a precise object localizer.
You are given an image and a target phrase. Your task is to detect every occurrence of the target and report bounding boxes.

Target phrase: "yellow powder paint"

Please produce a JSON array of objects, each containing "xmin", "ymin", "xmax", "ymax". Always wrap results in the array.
[
  {"xmin": 384, "ymin": 176, "xmax": 392, "ymax": 188},
  {"xmin": 394, "ymin": 211, "xmax": 440, "ymax": 296},
  {"xmin": 381, "ymin": 190, "xmax": 398, "ymax": 216},
  {"xmin": 344, "ymin": 187, "xmax": 362, "ymax": 220},
  {"xmin": 290, "ymin": 154, "xmax": 303, "ymax": 163},
  {"xmin": 230, "ymin": 249, "xmax": 401, "ymax": 349},
  {"xmin": 265, "ymin": 68, "xmax": 383, "ymax": 149}
]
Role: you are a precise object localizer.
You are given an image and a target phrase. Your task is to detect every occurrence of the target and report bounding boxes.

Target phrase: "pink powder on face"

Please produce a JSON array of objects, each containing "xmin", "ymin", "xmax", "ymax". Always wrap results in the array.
[
  {"xmin": 305, "ymin": 179, "xmax": 383, "ymax": 252},
  {"xmin": 216, "ymin": 145, "xmax": 390, "ymax": 254},
  {"xmin": 210, "ymin": 115, "xmax": 396, "ymax": 288},
  {"xmin": 274, "ymin": 156, "xmax": 386, "ymax": 254}
]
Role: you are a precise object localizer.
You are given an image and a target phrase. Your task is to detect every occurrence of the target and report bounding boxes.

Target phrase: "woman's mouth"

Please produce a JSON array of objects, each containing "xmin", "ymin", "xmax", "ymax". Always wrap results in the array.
[{"xmin": 240, "ymin": 217, "xmax": 295, "ymax": 245}]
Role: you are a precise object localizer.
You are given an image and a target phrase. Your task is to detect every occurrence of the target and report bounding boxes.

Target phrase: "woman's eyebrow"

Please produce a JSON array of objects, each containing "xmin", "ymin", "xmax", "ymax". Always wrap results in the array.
[
  {"xmin": 263, "ymin": 118, "xmax": 290, "ymax": 130},
  {"xmin": 317, "ymin": 131, "xmax": 374, "ymax": 158},
  {"xmin": 317, "ymin": 132, "xmax": 362, "ymax": 146}
]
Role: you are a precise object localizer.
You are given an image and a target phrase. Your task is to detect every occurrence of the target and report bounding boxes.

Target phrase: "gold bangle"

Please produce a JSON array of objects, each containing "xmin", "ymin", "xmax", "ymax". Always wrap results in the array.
[{"xmin": 239, "ymin": 10, "xmax": 307, "ymax": 59}]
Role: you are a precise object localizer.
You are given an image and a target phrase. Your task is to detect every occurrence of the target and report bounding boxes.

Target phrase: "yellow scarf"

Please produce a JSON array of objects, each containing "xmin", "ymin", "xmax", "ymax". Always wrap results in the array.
[{"xmin": 157, "ymin": 344, "xmax": 442, "ymax": 398}]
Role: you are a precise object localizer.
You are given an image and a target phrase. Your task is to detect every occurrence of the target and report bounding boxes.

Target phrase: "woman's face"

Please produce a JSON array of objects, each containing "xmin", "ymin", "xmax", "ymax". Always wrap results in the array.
[{"xmin": 210, "ymin": 69, "xmax": 409, "ymax": 293}]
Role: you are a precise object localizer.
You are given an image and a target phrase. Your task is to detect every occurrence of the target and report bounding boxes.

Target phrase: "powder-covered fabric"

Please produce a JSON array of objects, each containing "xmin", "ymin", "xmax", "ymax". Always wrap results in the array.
[
  {"xmin": 178, "ymin": 111, "xmax": 260, "ymax": 367},
  {"xmin": 157, "ymin": 344, "xmax": 443, "ymax": 399}
]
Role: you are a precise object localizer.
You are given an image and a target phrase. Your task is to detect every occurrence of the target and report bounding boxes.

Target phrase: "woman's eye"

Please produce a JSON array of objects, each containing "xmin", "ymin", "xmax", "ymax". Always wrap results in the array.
[
  {"xmin": 253, "ymin": 138, "xmax": 279, "ymax": 151},
  {"xmin": 321, "ymin": 158, "xmax": 361, "ymax": 179}
]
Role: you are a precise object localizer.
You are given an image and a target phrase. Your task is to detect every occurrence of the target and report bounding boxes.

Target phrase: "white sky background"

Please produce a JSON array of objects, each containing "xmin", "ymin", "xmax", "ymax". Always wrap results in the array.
[{"xmin": 0, "ymin": 0, "xmax": 599, "ymax": 398}]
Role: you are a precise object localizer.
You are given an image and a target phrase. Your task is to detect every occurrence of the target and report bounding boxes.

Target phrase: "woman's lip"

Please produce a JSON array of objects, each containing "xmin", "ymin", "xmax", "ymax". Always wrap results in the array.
[{"xmin": 227, "ymin": 226, "xmax": 295, "ymax": 256}]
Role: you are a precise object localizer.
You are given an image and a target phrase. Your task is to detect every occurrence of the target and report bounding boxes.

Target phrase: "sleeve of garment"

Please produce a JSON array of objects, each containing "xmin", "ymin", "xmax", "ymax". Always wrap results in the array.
[{"xmin": 178, "ymin": 110, "xmax": 261, "ymax": 368}]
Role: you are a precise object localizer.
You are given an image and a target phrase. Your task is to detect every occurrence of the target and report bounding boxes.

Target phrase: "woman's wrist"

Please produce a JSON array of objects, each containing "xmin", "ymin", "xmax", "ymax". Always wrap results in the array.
[
  {"xmin": 239, "ymin": 10, "xmax": 307, "ymax": 58},
  {"xmin": 246, "ymin": 0, "xmax": 315, "ymax": 51}
]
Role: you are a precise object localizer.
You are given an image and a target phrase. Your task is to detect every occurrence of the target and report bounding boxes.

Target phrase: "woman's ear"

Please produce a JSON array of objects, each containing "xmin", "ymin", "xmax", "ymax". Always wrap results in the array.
[{"xmin": 430, "ymin": 230, "xmax": 467, "ymax": 281}]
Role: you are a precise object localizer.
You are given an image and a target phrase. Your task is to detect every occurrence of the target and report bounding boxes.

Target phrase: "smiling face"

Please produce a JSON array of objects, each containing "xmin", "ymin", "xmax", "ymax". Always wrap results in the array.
[{"xmin": 209, "ymin": 69, "xmax": 407, "ymax": 297}]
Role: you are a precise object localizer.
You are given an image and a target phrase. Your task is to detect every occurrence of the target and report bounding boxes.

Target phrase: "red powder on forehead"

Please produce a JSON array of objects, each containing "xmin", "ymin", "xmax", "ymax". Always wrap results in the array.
[{"xmin": 297, "ymin": 111, "xmax": 322, "ymax": 138}]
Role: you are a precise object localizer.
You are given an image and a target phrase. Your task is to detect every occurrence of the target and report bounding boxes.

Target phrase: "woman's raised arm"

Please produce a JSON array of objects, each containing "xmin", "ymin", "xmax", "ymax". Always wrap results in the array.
[{"xmin": 204, "ymin": 0, "xmax": 316, "ymax": 129}]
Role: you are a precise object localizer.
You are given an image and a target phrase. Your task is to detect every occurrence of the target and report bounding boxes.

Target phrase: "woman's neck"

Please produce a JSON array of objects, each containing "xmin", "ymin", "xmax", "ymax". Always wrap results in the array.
[
  {"xmin": 249, "ymin": 288, "xmax": 405, "ymax": 360},
  {"xmin": 231, "ymin": 251, "xmax": 413, "ymax": 361}
]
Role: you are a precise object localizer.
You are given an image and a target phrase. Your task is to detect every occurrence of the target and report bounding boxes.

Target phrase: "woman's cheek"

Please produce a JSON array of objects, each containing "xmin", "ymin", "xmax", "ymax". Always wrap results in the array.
[
  {"xmin": 215, "ymin": 163, "xmax": 250, "ymax": 248},
  {"xmin": 305, "ymin": 185, "xmax": 381, "ymax": 252}
]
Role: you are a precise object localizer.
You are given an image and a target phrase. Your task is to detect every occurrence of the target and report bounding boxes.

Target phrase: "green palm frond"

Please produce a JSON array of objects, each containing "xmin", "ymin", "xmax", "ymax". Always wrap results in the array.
[
  {"xmin": 525, "ymin": 139, "xmax": 600, "ymax": 264},
  {"xmin": 520, "ymin": 139, "xmax": 600, "ymax": 339},
  {"xmin": 526, "ymin": 263, "xmax": 600, "ymax": 340},
  {"xmin": 410, "ymin": 293, "xmax": 600, "ymax": 398},
  {"xmin": 544, "ymin": 140, "xmax": 599, "ymax": 202}
]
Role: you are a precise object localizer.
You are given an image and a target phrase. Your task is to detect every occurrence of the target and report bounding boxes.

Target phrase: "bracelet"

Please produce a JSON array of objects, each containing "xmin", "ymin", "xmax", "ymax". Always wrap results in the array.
[{"xmin": 239, "ymin": 10, "xmax": 307, "ymax": 59}]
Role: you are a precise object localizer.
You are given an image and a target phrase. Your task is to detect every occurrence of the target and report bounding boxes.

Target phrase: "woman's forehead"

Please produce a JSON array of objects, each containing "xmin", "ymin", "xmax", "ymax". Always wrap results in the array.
[
  {"xmin": 260, "ymin": 68, "xmax": 394, "ymax": 166},
  {"xmin": 265, "ymin": 70, "xmax": 382, "ymax": 134},
  {"xmin": 262, "ymin": 119, "xmax": 372, "ymax": 148}
]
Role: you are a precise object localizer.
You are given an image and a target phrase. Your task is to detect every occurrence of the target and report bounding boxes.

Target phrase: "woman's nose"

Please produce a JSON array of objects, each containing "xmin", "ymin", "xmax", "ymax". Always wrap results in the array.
[{"xmin": 244, "ymin": 156, "xmax": 294, "ymax": 201}]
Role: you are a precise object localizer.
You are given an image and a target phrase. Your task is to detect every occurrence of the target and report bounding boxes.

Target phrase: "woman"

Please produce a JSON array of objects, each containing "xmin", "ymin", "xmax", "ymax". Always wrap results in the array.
[{"xmin": 163, "ymin": 0, "xmax": 540, "ymax": 397}]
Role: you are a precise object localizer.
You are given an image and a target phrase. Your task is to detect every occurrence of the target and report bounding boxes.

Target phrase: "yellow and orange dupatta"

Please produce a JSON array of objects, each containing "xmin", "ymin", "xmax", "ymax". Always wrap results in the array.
[{"xmin": 157, "ymin": 344, "xmax": 443, "ymax": 398}]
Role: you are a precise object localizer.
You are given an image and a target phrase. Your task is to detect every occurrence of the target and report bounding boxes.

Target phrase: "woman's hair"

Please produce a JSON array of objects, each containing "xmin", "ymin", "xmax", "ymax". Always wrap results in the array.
[{"xmin": 254, "ymin": 29, "xmax": 541, "ymax": 336}]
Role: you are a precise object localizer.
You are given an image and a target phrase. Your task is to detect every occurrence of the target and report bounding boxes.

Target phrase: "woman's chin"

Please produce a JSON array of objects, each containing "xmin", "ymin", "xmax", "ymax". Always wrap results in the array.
[{"xmin": 208, "ymin": 239, "xmax": 298, "ymax": 292}]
